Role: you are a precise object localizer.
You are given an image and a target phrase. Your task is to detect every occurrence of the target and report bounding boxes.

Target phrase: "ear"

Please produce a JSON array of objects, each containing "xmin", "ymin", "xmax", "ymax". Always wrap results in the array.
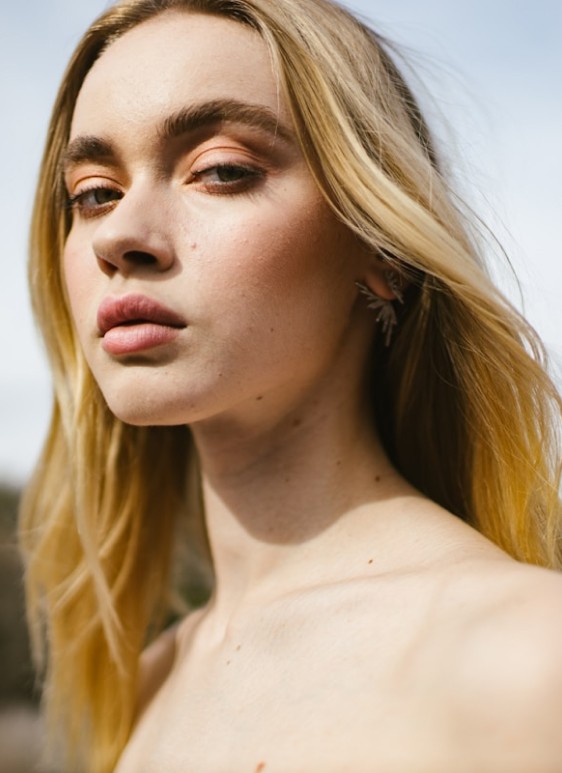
[{"xmin": 362, "ymin": 261, "xmax": 400, "ymax": 301}]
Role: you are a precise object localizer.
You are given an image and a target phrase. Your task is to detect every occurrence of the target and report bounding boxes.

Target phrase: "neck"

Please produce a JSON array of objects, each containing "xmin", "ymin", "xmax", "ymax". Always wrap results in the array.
[{"xmin": 191, "ymin": 375, "xmax": 400, "ymax": 619}]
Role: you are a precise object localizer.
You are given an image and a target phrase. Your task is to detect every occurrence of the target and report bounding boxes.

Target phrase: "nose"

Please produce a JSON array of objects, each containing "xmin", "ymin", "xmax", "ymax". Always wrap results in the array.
[{"xmin": 92, "ymin": 182, "xmax": 175, "ymax": 276}]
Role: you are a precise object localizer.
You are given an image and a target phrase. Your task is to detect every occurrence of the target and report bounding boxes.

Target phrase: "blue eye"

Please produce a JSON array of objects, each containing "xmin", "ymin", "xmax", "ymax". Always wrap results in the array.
[
  {"xmin": 192, "ymin": 163, "xmax": 264, "ymax": 192},
  {"xmin": 210, "ymin": 165, "xmax": 253, "ymax": 182},
  {"xmin": 67, "ymin": 186, "xmax": 123, "ymax": 218}
]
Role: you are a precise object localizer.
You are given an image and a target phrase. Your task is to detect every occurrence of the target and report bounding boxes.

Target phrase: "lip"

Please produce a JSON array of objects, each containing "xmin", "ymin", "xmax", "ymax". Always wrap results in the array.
[{"xmin": 97, "ymin": 294, "xmax": 187, "ymax": 355}]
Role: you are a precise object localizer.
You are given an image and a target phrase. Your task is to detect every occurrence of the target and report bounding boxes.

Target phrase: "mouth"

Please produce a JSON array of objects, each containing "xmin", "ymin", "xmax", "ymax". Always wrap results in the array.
[
  {"xmin": 97, "ymin": 294, "xmax": 187, "ymax": 355},
  {"xmin": 97, "ymin": 294, "xmax": 187, "ymax": 334}
]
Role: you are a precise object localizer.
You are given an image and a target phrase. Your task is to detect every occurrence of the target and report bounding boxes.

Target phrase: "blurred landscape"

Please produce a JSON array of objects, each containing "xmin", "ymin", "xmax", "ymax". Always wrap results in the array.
[
  {"xmin": 0, "ymin": 483, "xmax": 43, "ymax": 772},
  {"xmin": 0, "ymin": 479, "xmax": 211, "ymax": 772}
]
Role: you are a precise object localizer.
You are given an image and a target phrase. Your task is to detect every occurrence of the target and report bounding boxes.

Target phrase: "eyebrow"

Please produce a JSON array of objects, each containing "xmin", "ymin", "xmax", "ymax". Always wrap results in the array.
[
  {"xmin": 161, "ymin": 98, "xmax": 294, "ymax": 144},
  {"xmin": 62, "ymin": 136, "xmax": 116, "ymax": 172},
  {"xmin": 62, "ymin": 98, "xmax": 294, "ymax": 173}
]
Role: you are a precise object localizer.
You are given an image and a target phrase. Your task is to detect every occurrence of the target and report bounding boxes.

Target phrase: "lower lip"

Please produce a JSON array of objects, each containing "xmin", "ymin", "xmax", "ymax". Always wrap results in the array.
[{"xmin": 101, "ymin": 323, "xmax": 183, "ymax": 355}]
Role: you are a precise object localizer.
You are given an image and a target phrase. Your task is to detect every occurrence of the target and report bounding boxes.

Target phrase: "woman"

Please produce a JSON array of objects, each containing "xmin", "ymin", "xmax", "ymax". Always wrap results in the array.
[{"xmin": 20, "ymin": 0, "xmax": 562, "ymax": 770}]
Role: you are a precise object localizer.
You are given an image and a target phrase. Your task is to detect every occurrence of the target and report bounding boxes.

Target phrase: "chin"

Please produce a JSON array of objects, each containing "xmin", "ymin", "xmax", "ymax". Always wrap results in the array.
[{"xmin": 102, "ymin": 392, "xmax": 191, "ymax": 427}]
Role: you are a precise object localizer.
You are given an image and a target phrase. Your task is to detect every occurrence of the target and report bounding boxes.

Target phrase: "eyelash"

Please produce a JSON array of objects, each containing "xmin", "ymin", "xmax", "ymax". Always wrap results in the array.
[
  {"xmin": 66, "ymin": 186, "xmax": 123, "ymax": 219},
  {"xmin": 66, "ymin": 163, "xmax": 265, "ymax": 219},
  {"xmin": 190, "ymin": 162, "xmax": 265, "ymax": 192}
]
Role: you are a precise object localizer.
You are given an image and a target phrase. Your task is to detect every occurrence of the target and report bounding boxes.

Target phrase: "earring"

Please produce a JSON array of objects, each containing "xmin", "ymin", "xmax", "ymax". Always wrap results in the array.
[
  {"xmin": 385, "ymin": 270, "xmax": 404, "ymax": 304},
  {"xmin": 355, "ymin": 273, "xmax": 404, "ymax": 346}
]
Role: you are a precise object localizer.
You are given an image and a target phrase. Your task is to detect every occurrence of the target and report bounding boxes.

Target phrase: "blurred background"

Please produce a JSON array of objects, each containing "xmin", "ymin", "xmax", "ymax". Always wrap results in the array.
[{"xmin": 0, "ymin": 1, "xmax": 560, "ymax": 770}]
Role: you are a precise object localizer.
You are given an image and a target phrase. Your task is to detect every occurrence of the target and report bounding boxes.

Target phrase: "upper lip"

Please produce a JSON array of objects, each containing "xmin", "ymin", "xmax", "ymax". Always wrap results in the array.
[{"xmin": 97, "ymin": 294, "xmax": 187, "ymax": 335}]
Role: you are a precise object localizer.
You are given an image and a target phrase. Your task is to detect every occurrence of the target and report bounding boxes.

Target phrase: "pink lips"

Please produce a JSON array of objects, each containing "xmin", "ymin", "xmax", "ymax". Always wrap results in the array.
[{"xmin": 97, "ymin": 294, "xmax": 187, "ymax": 355}]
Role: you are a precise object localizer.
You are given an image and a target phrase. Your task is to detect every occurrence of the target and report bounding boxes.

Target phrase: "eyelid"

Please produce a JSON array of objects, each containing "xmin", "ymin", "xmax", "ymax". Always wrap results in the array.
[
  {"xmin": 187, "ymin": 143, "xmax": 268, "ymax": 182},
  {"xmin": 65, "ymin": 168, "xmax": 123, "ymax": 195},
  {"xmin": 188, "ymin": 141, "xmax": 263, "ymax": 168},
  {"xmin": 191, "ymin": 162, "xmax": 265, "ymax": 191},
  {"xmin": 66, "ymin": 179, "xmax": 121, "ymax": 197}
]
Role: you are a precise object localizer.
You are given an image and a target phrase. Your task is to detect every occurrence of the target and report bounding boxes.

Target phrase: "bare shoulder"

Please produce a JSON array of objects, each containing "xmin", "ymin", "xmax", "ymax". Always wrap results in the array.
[
  {"xmin": 135, "ymin": 609, "xmax": 202, "ymax": 718},
  {"xmin": 450, "ymin": 558, "xmax": 562, "ymax": 652},
  {"xmin": 137, "ymin": 610, "xmax": 207, "ymax": 720},
  {"xmin": 136, "ymin": 622, "xmax": 179, "ymax": 718},
  {"xmin": 439, "ymin": 559, "xmax": 562, "ymax": 769}
]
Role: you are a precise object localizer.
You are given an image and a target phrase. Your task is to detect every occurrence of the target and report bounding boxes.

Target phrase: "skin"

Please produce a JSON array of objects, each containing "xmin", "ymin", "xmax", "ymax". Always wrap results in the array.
[{"xmin": 63, "ymin": 11, "xmax": 562, "ymax": 773}]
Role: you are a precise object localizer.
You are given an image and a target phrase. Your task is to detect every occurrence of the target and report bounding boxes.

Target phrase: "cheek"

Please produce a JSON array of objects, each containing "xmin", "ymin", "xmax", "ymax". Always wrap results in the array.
[
  {"xmin": 199, "ymin": 197, "xmax": 354, "ymax": 302},
  {"xmin": 194, "ymin": 213, "xmax": 358, "ymax": 367},
  {"xmin": 62, "ymin": 238, "xmax": 98, "ymax": 337}
]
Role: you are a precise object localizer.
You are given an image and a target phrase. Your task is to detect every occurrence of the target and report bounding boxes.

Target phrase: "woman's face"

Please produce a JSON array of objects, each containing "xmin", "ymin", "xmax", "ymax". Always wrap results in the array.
[{"xmin": 63, "ymin": 11, "xmax": 372, "ymax": 427}]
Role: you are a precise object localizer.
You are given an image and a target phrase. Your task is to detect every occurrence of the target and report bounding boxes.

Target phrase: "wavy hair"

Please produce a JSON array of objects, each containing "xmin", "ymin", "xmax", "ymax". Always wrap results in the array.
[{"xmin": 20, "ymin": 0, "xmax": 562, "ymax": 769}]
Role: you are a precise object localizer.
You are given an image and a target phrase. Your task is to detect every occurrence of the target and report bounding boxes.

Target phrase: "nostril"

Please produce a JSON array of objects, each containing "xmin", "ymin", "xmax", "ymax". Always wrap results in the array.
[
  {"xmin": 123, "ymin": 250, "xmax": 158, "ymax": 265},
  {"xmin": 95, "ymin": 249, "xmax": 158, "ymax": 276}
]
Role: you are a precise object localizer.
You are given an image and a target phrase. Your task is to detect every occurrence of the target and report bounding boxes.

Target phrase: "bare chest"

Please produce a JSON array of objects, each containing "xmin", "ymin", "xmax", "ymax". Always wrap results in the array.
[
  {"xmin": 116, "ymin": 588, "xmax": 468, "ymax": 772},
  {"xmin": 118, "ymin": 654, "xmax": 439, "ymax": 771}
]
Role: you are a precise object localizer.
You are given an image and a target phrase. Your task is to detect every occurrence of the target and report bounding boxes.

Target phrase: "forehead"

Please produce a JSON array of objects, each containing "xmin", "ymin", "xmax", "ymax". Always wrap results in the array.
[{"xmin": 71, "ymin": 11, "xmax": 286, "ymax": 138}]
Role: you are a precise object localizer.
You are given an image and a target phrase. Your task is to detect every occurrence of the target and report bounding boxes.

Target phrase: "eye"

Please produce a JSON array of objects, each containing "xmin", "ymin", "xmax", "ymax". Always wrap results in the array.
[
  {"xmin": 191, "ymin": 163, "xmax": 264, "ymax": 193},
  {"xmin": 67, "ymin": 186, "xmax": 123, "ymax": 219}
]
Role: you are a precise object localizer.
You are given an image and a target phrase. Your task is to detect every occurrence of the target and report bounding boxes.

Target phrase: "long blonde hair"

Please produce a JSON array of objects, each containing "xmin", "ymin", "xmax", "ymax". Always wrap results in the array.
[{"xmin": 20, "ymin": 0, "xmax": 562, "ymax": 769}]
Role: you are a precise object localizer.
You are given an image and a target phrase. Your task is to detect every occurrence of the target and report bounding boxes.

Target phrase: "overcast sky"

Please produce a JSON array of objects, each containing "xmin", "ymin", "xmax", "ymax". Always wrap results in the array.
[{"xmin": 1, "ymin": 0, "xmax": 560, "ymax": 484}]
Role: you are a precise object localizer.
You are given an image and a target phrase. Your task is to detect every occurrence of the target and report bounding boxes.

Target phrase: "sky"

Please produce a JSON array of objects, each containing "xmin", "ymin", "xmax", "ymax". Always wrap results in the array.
[{"xmin": 0, "ymin": 0, "xmax": 560, "ymax": 484}]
